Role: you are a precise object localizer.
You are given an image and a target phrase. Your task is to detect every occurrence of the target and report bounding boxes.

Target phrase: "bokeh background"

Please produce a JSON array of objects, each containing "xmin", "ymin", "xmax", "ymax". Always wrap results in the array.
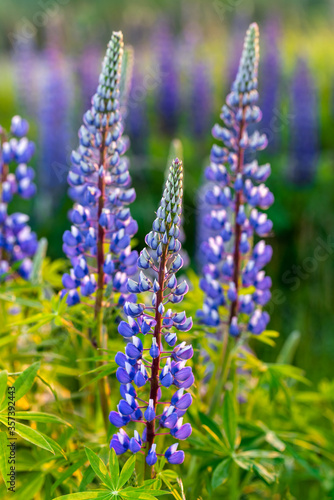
[{"xmin": 0, "ymin": 0, "xmax": 333, "ymax": 382}]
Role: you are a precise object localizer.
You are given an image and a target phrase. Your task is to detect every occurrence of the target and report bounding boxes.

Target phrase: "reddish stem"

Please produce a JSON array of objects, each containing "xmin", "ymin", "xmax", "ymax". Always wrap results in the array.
[
  {"xmin": 145, "ymin": 244, "xmax": 168, "ymax": 478},
  {"xmin": 229, "ymin": 105, "xmax": 247, "ymax": 325}
]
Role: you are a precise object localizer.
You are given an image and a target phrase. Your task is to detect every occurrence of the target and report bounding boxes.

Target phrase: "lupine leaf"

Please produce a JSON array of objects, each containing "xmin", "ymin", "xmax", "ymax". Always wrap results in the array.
[
  {"xmin": 54, "ymin": 492, "xmax": 110, "ymax": 500},
  {"xmin": 0, "ymin": 371, "xmax": 7, "ymax": 407},
  {"xmin": 8, "ymin": 411, "xmax": 71, "ymax": 426},
  {"xmin": 0, "ymin": 432, "xmax": 9, "ymax": 484},
  {"xmin": 31, "ymin": 237, "xmax": 48, "ymax": 284},
  {"xmin": 79, "ymin": 465, "xmax": 96, "ymax": 492},
  {"xmin": 85, "ymin": 447, "xmax": 112, "ymax": 488},
  {"xmin": 3, "ymin": 419, "xmax": 53, "ymax": 453},
  {"xmin": 198, "ymin": 411, "xmax": 223, "ymax": 440},
  {"xmin": 11, "ymin": 361, "xmax": 40, "ymax": 403},
  {"xmin": 252, "ymin": 462, "xmax": 277, "ymax": 484},
  {"xmin": 222, "ymin": 390, "xmax": 237, "ymax": 450},
  {"xmin": 109, "ymin": 447, "xmax": 119, "ymax": 488},
  {"xmin": 118, "ymin": 454, "xmax": 136, "ymax": 488},
  {"xmin": 212, "ymin": 458, "xmax": 231, "ymax": 489}
]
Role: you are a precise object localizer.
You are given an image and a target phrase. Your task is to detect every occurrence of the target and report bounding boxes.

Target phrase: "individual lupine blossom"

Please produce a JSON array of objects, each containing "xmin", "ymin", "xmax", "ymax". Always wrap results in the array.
[
  {"xmin": 0, "ymin": 116, "xmax": 38, "ymax": 281},
  {"xmin": 197, "ymin": 23, "xmax": 274, "ymax": 337},
  {"xmin": 289, "ymin": 58, "xmax": 319, "ymax": 185},
  {"xmin": 61, "ymin": 32, "xmax": 138, "ymax": 307},
  {"xmin": 155, "ymin": 22, "xmax": 180, "ymax": 135},
  {"xmin": 110, "ymin": 158, "xmax": 194, "ymax": 468}
]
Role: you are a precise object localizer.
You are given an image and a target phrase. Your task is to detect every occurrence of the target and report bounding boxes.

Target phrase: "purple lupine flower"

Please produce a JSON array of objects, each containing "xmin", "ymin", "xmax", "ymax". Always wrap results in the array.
[
  {"xmin": 289, "ymin": 58, "xmax": 319, "ymax": 185},
  {"xmin": 154, "ymin": 22, "xmax": 180, "ymax": 135},
  {"xmin": 189, "ymin": 61, "xmax": 213, "ymax": 139},
  {"xmin": 126, "ymin": 66, "xmax": 149, "ymax": 155},
  {"xmin": 259, "ymin": 19, "xmax": 281, "ymax": 152},
  {"xmin": 62, "ymin": 32, "xmax": 138, "ymax": 309},
  {"xmin": 12, "ymin": 38, "xmax": 38, "ymax": 118},
  {"xmin": 0, "ymin": 116, "xmax": 38, "ymax": 281},
  {"xmin": 38, "ymin": 44, "xmax": 72, "ymax": 204},
  {"xmin": 110, "ymin": 158, "xmax": 193, "ymax": 471},
  {"xmin": 197, "ymin": 23, "xmax": 273, "ymax": 337}
]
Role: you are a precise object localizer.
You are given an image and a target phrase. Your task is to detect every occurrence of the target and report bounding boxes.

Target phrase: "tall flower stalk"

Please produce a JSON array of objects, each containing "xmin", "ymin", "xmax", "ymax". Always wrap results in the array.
[
  {"xmin": 110, "ymin": 158, "xmax": 193, "ymax": 477},
  {"xmin": 197, "ymin": 24, "xmax": 273, "ymax": 410},
  {"xmin": 62, "ymin": 32, "xmax": 138, "ymax": 430},
  {"xmin": 0, "ymin": 116, "xmax": 37, "ymax": 281}
]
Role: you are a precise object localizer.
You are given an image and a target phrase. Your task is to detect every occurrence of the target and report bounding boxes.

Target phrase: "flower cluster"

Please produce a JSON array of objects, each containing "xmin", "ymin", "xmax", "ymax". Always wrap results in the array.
[
  {"xmin": 62, "ymin": 31, "xmax": 138, "ymax": 306},
  {"xmin": 198, "ymin": 23, "xmax": 274, "ymax": 336},
  {"xmin": 0, "ymin": 116, "xmax": 38, "ymax": 281},
  {"xmin": 110, "ymin": 158, "xmax": 194, "ymax": 468}
]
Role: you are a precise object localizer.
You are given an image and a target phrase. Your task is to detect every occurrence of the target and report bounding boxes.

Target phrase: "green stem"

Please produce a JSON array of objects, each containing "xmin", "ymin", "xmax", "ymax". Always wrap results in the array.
[
  {"xmin": 208, "ymin": 327, "xmax": 232, "ymax": 417},
  {"xmin": 229, "ymin": 460, "xmax": 240, "ymax": 500}
]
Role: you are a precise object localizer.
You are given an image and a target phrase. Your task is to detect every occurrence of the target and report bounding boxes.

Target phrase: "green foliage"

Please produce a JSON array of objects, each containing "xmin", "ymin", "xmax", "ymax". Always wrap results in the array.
[{"xmin": 0, "ymin": 263, "xmax": 333, "ymax": 500}]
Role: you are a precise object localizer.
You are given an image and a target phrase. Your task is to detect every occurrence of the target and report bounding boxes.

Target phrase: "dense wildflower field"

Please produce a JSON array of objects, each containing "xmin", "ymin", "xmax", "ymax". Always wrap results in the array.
[{"xmin": 0, "ymin": 1, "xmax": 333, "ymax": 499}]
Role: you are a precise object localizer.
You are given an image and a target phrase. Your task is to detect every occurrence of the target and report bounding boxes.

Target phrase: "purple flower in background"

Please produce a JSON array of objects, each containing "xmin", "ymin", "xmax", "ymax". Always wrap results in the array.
[
  {"xmin": 110, "ymin": 158, "xmax": 193, "ymax": 472},
  {"xmin": 189, "ymin": 61, "xmax": 213, "ymax": 139},
  {"xmin": 259, "ymin": 19, "xmax": 281, "ymax": 152},
  {"xmin": 198, "ymin": 23, "xmax": 273, "ymax": 337},
  {"xmin": 78, "ymin": 45, "xmax": 102, "ymax": 112},
  {"xmin": 62, "ymin": 32, "xmax": 138, "ymax": 311},
  {"xmin": 38, "ymin": 45, "xmax": 72, "ymax": 205},
  {"xmin": 0, "ymin": 116, "xmax": 38, "ymax": 281},
  {"xmin": 12, "ymin": 39, "xmax": 38, "ymax": 118},
  {"xmin": 289, "ymin": 58, "xmax": 319, "ymax": 185},
  {"xmin": 126, "ymin": 67, "xmax": 149, "ymax": 155},
  {"xmin": 154, "ymin": 22, "xmax": 180, "ymax": 135}
]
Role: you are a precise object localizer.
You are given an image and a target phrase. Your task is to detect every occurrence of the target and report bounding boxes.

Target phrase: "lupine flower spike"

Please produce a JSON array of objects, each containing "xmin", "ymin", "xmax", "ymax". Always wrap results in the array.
[
  {"xmin": 62, "ymin": 31, "xmax": 138, "ymax": 312},
  {"xmin": 198, "ymin": 23, "xmax": 274, "ymax": 337},
  {"xmin": 110, "ymin": 158, "xmax": 194, "ymax": 474},
  {"xmin": 0, "ymin": 116, "xmax": 37, "ymax": 282}
]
